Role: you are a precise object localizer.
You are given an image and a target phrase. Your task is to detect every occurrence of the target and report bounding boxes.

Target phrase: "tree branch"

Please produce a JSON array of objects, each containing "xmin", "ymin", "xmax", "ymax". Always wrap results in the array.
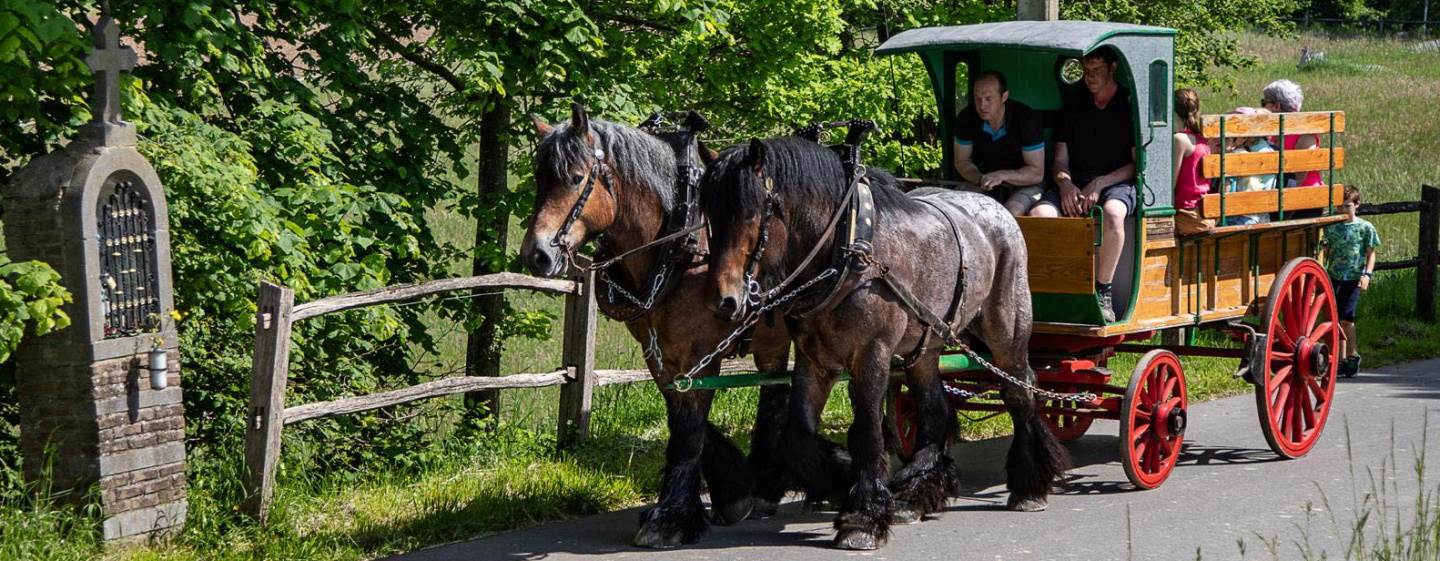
[
  {"xmin": 367, "ymin": 24, "xmax": 474, "ymax": 99},
  {"xmin": 603, "ymin": 14, "xmax": 676, "ymax": 33}
]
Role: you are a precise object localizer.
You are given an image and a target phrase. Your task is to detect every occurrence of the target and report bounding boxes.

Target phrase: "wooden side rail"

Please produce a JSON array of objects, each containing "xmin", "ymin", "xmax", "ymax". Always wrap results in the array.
[
  {"xmin": 1016, "ymin": 216, "xmax": 1095, "ymax": 294},
  {"xmin": 1197, "ymin": 184, "xmax": 1344, "ymax": 220},
  {"xmin": 1201, "ymin": 111, "xmax": 1346, "ymax": 138},
  {"xmin": 1202, "ymin": 147, "xmax": 1345, "ymax": 179}
]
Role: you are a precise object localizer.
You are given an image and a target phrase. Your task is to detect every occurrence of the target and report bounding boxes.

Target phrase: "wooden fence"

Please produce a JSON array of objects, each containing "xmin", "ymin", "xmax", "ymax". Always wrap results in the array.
[
  {"xmin": 1357, "ymin": 184, "xmax": 1439, "ymax": 321},
  {"xmin": 239, "ymin": 270, "xmax": 659, "ymax": 522}
]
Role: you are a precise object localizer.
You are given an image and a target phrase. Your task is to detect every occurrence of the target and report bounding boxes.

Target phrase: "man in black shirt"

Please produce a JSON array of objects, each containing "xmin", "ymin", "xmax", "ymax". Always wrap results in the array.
[
  {"xmin": 953, "ymin": 70, "xmax": 1046, "ymax": 216},
  {"xmin": 1030, "ymin": 48, "xmax": 1136, "ymax": 323}
]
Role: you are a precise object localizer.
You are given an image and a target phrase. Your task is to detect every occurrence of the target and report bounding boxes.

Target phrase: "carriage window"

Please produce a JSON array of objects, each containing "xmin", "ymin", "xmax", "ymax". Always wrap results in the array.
[
  {"xmin": 1149, "ymin": 60, "xmax": 1169, "ymax": 125},
  {"xmin": 1059, "ymin": 58, "xmax": 1083, "ymax": 85}
]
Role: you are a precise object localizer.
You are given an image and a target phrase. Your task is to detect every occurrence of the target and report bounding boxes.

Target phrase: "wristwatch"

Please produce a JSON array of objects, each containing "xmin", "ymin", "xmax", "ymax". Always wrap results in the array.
[{"xmin": 1361, "ymin": 271, "xmax": 1373, "ymax": 278}]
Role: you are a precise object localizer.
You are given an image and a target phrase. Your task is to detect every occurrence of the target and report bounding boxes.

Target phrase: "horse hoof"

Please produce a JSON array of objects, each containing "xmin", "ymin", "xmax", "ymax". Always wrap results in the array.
[
  {"xmin": 802, "ymin": 499, "xmax": 835, "ymax": 514},
  {"xmin": 633, "ymin": 508, "xmax": 706, "ymax": 548},
  {"xmin": 711, "ymin": 497, "xmax": 754, "ymax": 526},
  {"xmin": 890, "ymin": 506, "xmax": 922, "ymax": 525},
  {"xmin": 749, "ymin": 498, "xmax": 779, "ymax": 520},
  {"xmin": 1007, "ymin": 496, "xmax": 1048, "ymax": 512},
  {"xmin": 834, "ymin": 528, "xmax": 887, "ymax": 550}
]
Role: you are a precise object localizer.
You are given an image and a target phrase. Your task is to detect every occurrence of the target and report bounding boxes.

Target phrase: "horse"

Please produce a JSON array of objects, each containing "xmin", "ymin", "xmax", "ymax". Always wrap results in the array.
[
  {"xmin": 699, "ymin": 136, "xmax": 1070, "ymax": 550},
  {"xmin": 519, "ymin": 104, "xmax": 845, "ymax": 547}
]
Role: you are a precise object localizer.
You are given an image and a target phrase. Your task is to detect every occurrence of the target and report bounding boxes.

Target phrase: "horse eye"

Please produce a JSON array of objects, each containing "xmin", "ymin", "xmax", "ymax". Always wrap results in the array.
[{"xmin": 570, "ymin": 174, "xmax": 587, "ymax": 186}]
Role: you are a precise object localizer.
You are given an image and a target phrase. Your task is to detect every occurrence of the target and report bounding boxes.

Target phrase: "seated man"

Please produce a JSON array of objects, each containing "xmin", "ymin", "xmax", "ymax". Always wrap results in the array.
[
  {"xmin": 952, "ymin": 70, "xmax": 1046, "ymax": 216},
  {"xmin": 1029, "ymin": 48, "xmax": 1136, "ymax": 323}
]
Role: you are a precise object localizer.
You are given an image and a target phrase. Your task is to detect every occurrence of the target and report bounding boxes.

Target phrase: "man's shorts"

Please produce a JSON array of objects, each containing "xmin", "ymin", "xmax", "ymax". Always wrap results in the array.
[
  {"xmin": 955, "ymin": 182, "xmax": 1044, "ymax": 213},
  {"xmin": 1038, "ymin": 182, "xmax": 1137, "ymax": 217},
  {"xmin": 1332, "ymin": 277, "xmax": 1362, "ymax": 322}
]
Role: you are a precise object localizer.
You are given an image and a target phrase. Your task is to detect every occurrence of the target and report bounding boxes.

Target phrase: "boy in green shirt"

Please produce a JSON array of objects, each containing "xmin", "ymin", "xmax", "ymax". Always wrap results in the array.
[{"xmin": 1323, "ymin": 185, "xmax": 1380, "ymax": 378}]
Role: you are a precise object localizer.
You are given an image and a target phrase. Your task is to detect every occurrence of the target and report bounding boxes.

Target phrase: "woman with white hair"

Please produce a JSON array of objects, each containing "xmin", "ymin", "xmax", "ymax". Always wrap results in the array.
[{"xmin": 1261, "ymin": 79, "xmax": 1324, "ymax": 187}]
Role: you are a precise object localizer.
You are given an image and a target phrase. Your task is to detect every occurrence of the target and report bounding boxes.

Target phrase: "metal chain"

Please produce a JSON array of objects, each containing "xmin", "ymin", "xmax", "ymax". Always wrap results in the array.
[
  {"xmin": 645, "ymin": 327, "xmax": 665, "ymax": 374},
  {"xmin": 673, "ymin": 267, "xmax": 838, "ymax": 392},
  {"xmin": 953, "ymin": 343, "xmax": 1098, "ymax": 404},
  {"xmin": 599, "ymin": 263, "xmax": 669, "ymax": 313}
]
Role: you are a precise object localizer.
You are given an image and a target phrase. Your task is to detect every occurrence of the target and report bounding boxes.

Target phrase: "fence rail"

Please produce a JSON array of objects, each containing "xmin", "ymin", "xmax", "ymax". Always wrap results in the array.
[
  {"xmin": 241, "ymin": 270, "xmax": 604, "ymax": 523},
  {"xmin": 1356, "ymin": 184, "xmax": 1439, "ymax": 321}
]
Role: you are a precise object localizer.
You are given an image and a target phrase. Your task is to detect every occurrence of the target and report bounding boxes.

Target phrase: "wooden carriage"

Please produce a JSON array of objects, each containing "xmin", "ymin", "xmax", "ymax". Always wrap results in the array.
[{"xmin": 876, "ymin": 21, "xmax": 1347, "ymax": 489}]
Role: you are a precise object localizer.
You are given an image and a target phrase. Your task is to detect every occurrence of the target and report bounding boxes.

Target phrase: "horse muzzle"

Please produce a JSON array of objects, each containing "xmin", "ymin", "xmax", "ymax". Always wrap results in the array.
[
  {"xmin": 523, "ymin": 244, "xmax": 568, "ymax": 278},
  {"xmin": 715, "ymin": 293, "xmax": 747, "ymax": 322}
]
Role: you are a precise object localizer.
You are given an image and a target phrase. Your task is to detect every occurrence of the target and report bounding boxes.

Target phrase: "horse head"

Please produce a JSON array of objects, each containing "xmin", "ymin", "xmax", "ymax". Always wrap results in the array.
[
  {"xmin": 700, "ymin": 138, "xmax": 794, "ymax": 321},
  {"xmin": 521, "ymin": 103, "xmax": 623, "ymax": 278}
]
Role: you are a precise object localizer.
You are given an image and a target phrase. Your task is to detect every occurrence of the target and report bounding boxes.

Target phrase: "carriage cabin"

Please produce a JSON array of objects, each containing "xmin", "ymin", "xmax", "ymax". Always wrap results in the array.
[{"xmin": 876, "ymin": 21, "xmax": 1348, "ymax": 337}]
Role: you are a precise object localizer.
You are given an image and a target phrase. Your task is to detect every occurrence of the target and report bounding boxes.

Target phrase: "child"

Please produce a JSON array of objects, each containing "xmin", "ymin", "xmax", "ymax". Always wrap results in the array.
[
  {"xmin": 1173, "ymin": 89, "xmax": 1213, "ymax": 236},
  {"xmin": 1221, "ymin": 108, "xmax": 1276, "ymax": 226},
  {"xmin": 1323, "ymin": 185, "xmax": 1380, "ymax": 378}
]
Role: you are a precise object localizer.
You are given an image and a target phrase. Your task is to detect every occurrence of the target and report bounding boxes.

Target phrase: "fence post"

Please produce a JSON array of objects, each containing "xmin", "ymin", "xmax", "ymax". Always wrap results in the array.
[
  {"xmin": 242, "ymin": 281, "xmax": 294, "ymax": 522},
  {"xmin": 1419, "ymin": 185, "xmax": 1439, "ymax": 322},
  {"xmin": 557, "ymin": 269, "xmax": 598, "ymax": 448}
]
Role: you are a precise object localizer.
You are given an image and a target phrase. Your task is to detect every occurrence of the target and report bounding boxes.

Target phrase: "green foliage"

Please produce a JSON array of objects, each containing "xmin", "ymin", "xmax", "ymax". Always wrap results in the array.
[
  {"xmin": 0, "ymin": 0, "xmax": 89, "ymax": 172},
  {"xmin": 0, "ymin": 256, "xmax": 70, "ymax": 364}
]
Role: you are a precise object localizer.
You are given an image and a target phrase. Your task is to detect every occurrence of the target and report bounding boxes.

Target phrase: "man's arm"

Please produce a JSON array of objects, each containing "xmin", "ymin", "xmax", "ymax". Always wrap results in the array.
[
  {"xmin": 952, "ymin": 142, "xmax": 984, "ymax": 185},
  {"xmin": 1052, "ymin": 142, "xmax": 1082, "ymax": 216},
  {"xmin": 991, "ymin": 148, "xmax": 1045, "ymax": 188},
  {"xmin": 1081, "ymin": 148, "xmax": 1138, "ymax": 210}
]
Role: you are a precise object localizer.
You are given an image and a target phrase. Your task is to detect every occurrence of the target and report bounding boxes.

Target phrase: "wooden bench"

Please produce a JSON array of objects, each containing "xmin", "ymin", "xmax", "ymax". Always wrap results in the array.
[{"xmin": 1016, "ymin": 216, "xmax": 1094, "ymax": 294}]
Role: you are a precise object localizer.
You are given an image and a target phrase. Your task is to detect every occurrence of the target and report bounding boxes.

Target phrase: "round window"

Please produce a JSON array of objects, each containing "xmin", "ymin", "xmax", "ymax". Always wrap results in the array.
[{"xmin": 1060, "ymin": 58, "xmax": 1084, "ymax": 85}]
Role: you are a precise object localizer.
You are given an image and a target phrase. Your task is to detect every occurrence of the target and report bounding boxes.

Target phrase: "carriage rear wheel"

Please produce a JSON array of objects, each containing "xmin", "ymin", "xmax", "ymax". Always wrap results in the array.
[
  {"xmin": 1255, "ymin": 257, "xmax": 1339, "ymax": 459},
  {"xmin": 1120, "ymin": 350, "xmax": 1188, "ymax": 490},
  {"xmin": 1042, "ymin": 386, "xmax": 1095, "ymax": 441}
]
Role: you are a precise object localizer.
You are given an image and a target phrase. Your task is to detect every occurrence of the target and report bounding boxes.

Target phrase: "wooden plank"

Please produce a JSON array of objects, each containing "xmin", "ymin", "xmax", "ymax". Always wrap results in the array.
[
  {"xmin": 1016, "ymin": 216, "xmax": 1095, "ymax": 295},
  {"xmin": 1201, "ymin": 111, "xmax": 1346, "ymax": 139},
  {"xmin": 558, "ymin": 269, "xmax": 598, "ymax": 448},
  {"xmin": 283, "ymin": 369, "xmax": 570, "ymax": 425},
  {"xmin": 1358, "ymin": 200, "xmax": 1427, "ymax": 216},
  {"xmin": 1188, "ymin": 214, "xmax": 1348, "ymax": 239},
  {"xmin": 291, "ymin": 272, "xmax": 577, "ymax": 322},
  {"xmin": 1198, "ymin": 185, "xmax": 1345, "ymax": 220},
  {"xmin": 242, "ymin": 282, "xmax": 294, "ymax": 523},
  {"xmin": 1202, "ymin": 147, "xmax": 1344, "ymax": 179}
]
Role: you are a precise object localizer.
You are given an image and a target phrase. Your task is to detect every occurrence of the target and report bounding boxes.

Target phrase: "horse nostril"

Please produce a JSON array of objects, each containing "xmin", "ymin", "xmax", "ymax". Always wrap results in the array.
[
  {"xmin": 527, "ymin": 249, "xmax": 553, "ymax": 276},
  {"xmin": 717, "ymin": 296, "xmax": 739, "ymax": 320}
]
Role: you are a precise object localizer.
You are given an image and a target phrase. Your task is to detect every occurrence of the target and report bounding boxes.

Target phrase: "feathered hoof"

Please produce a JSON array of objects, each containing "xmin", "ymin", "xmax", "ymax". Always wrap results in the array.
[
  {"xmin": 802, "ymin": 498, "xmax": 838, "ymax": 514},
  {"xmin": 634, "ymin": 505, "xmax": 708, "ymax": 548},
  {"xmin": 889, "ymin": 503, "xmax": 923, "ymax": 525},
  {"xmin": 1006, "ymin": 495, "xmax": 1049, "ymax": 512},
  {"xmin": 834, "ymin": 527, "xmax": 888, "ymax": 550},
  {"xmin": 710, "ymin": 495, "xmax": 754, "ymax": 526},
  {"xmin": 749, "ymin": 498, "xmax": 779, "ymax": 520}
]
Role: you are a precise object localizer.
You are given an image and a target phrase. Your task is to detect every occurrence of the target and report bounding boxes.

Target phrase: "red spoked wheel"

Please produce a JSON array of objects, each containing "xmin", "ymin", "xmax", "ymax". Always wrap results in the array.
[
  {"xmin": 1120, "ymin": 350, "xmax": 1188, "ymax": 490},
  {"xmin": 889, "ymin": 380, "xmax": 919, "ymax": 462},
  {"xmin": 1042, "ymin": 386, "xmax": 1095, "ymax": 441},
  {"xmin": 1255, "ymin": 257, "xmax": 1340, "ymax": 459}
]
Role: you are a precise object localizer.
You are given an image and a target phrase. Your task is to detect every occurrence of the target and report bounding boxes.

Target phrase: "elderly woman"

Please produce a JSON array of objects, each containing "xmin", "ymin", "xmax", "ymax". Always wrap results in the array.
[{"xmin": 1260, "ymin": 79, "xmax": 1323, "ymax": 186}]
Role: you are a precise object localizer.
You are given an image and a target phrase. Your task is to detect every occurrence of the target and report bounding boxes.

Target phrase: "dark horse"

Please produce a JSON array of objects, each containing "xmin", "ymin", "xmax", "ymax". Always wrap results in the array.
[
  {"xmin": 701, "ymin": 136, "xmax": 1070, "ymax": 549},
  {"xmin": 520, "ymin": 105, "xmax": 844, "ymax": 547}
]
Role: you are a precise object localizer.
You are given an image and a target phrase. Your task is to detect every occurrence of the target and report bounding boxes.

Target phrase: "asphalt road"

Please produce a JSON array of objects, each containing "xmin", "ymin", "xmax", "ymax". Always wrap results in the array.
[{"xmin": 388, "ymin": 358, "xmax": 1440, "ymax": 561}]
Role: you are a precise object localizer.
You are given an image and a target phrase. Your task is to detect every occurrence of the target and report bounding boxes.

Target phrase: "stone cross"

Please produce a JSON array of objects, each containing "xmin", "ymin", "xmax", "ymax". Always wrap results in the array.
[{"xmin": 84, "ymin": 17, "xmax": 137, "ymax": 125}]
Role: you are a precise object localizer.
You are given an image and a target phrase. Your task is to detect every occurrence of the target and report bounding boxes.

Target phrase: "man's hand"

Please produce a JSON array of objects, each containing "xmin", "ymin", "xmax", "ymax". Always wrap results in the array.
[
  {"xmin": 1359, "ymin": 275, "xmax": 1371, "ymax": 291},
  {"xmin": 1057, "ymin": 180, "xmax": 1081, "ymax": 216},
  {"xmin": 1079, "ymin": 179, "xmax": 1105, "ymax": 214},
  {"xmin": 979, "ymin": 172, "xmax": 1005, "ymax": 191}
]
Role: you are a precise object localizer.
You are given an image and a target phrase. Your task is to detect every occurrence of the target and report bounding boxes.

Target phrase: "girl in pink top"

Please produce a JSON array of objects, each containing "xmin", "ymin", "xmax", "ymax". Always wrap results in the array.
[{"xmin": 1173, "ymin": 89, "xmax": 1211, "ymax": 209}]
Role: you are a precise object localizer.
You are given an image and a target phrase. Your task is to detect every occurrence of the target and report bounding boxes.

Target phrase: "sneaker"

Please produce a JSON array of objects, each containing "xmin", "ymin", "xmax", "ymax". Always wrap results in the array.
[
  {"xmin": 1341, "ymin": 355, "xmax": 1362, "ymax": 378},
  {"xmin": 1099, "ymin": 291, "xmax": 1116, "ymax": 323}
]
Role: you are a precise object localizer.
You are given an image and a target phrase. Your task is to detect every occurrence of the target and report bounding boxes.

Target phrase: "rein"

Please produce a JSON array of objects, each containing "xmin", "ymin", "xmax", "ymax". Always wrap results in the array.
[{"xmin": 549, "ymin": 149, "xmax": 613, "ymax": 256}]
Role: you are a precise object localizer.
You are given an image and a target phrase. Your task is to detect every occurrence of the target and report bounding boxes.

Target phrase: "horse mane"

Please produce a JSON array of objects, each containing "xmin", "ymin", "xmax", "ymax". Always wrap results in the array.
[
  {"xmin": 534, "ymin": 118, "xmax": 686, "ymax": 213},
  {"xmin": 701, "ymin": 136, "xmax": 916, "ymax": 241}
]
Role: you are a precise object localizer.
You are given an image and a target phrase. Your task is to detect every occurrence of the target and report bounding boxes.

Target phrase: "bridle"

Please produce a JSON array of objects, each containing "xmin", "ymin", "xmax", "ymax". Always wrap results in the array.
[{"xmin": 548, "ymin": 146, "xmax": 614, "ymax": 258}]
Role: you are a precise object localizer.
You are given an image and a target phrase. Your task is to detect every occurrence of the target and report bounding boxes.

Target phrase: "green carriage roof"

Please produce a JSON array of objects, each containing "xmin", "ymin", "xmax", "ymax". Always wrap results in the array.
[{"xmin": 875, "ymin": 21, "xmax": 1175, "ymax": 57}]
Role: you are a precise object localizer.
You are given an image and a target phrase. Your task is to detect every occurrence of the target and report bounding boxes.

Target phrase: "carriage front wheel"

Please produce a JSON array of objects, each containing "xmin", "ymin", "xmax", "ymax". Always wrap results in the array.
[
  {"xmin": 1255, "ymin": 257, "xmax": 1340, "ymax": 459},
  {"xmin": 1120, "ymin": 350, "xmax": 1188, "ymax": 490}
]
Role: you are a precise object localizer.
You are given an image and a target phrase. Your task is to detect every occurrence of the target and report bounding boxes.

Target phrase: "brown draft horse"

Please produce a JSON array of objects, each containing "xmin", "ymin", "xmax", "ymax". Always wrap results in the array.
[
  {"xmin": 519, "ymin": 105, "xmax": 847, "ymax": 547},
  {"xmin": 701, "ymin": 136, "xmax": 1071, "ymax": 550}
]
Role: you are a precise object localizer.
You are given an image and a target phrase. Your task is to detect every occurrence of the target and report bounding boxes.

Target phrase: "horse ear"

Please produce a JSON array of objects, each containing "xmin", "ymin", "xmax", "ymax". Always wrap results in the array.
[
  {"xmin": 531, "ymin": 114, "xmax": 554, "ymax": 138},
  {"xmin": 747, "ymin": 138, "xmax": 766, "ymax": 173},
  {"xmin": 698, "ymin": 141, "xmax": 719, "ymax": 167},
  {"xmin": 571, "ymin": 102, "xmax": 590, "ymax": 136}
]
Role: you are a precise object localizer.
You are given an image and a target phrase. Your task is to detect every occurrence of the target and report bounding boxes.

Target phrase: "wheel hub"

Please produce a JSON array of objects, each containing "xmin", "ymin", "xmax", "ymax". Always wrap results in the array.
[
  {"xmin": 1153, "ymin": 401, "xmax": 1186, "ymax": 440},
  {"xmin": 1310, "ymin": 343, "xmax": 1330, "ymax": 379}
]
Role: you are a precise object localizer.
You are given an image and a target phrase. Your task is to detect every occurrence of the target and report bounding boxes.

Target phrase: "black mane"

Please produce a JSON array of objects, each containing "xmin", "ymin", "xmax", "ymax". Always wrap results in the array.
[{"xmin": 701, "ymin": 136, "xmax": 916, "ymax": 241}]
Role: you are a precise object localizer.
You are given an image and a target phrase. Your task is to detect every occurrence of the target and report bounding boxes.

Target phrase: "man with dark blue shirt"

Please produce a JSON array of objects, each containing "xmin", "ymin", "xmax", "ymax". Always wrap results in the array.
[
  {"xmin": 1029, "ymin": 48, "xmax": 1136, "ymax": 323},
  {"xmin": 952, "ymin": 70, "xmax": 1046, "ymax": 216}
]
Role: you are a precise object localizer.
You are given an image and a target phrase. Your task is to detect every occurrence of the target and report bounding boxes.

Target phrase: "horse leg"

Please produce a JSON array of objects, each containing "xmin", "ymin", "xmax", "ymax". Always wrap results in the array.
[
  {"xmin": 780, "ymin": 358, "xmax": 851, "ymax": 507},
  {"xmin": 834, "ymin": 347, "xmax": 895, "ymax": 550},
  {"xmin": 635, "ymin": 388, "xmax": 718, "ymax": 547},
  {"xmin": 983, "ymin": 317, "xmax": 1070, "ymax": 512},
  {"xmin": 701, "ymin": 419, "xmax": 755, "ymax": 525},
  {"xmin": 745, "ymin": 383, "xmax": 790, "ymax": 519},
  {"xmin": 888, "ymin": 350, "xmax": 961, "ymax": 523}
]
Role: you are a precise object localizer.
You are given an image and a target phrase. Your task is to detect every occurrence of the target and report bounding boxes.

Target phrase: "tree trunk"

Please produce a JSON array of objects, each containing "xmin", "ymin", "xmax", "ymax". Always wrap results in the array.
[{"xmin": 464, "ymin": 102, "xmax": 511, "ymax": 419}]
